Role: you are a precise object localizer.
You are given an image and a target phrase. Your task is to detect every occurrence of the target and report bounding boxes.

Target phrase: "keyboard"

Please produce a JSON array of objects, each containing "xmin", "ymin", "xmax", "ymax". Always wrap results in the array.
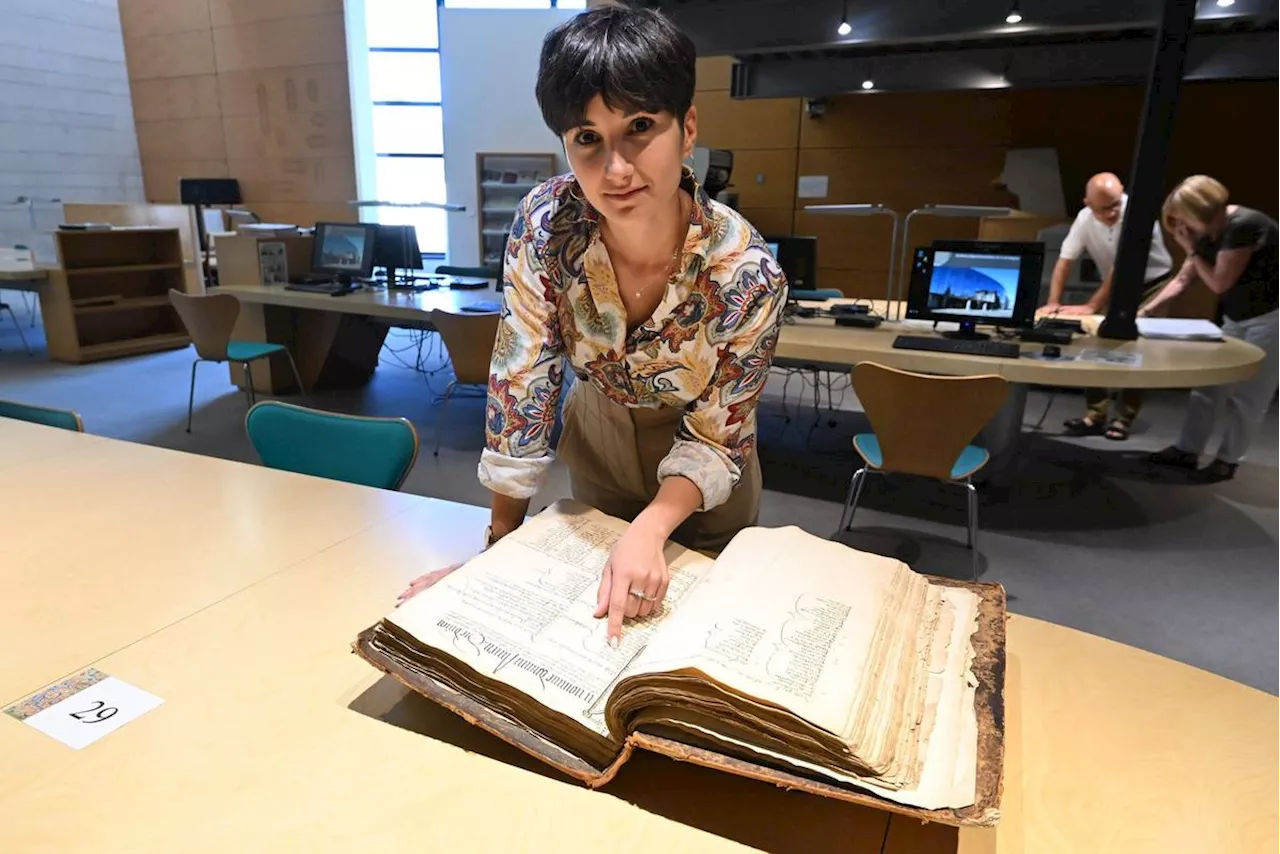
[
  {"xmin": 892, "ymin": 335, "xmax": 1021, "ymax": 359},
  {"xmin": 285, "ymin": 282, "xmax": 350, "ymax": 295}
]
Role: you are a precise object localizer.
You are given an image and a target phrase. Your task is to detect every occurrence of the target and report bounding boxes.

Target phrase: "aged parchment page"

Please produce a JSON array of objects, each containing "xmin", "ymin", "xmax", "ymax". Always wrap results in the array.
[
  {"xmin": 624, "ymin": 526, "xmax": 927, "ymax": 741},
  {"xmin": 388, "ymin": 502, "xmax": 712, "ymax": 737}
]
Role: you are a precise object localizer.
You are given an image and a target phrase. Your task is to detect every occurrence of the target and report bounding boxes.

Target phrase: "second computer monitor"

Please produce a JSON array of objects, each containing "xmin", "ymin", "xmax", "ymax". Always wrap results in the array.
[
  {"xmin": 905, "ymin": 240, "xmax": 1043, "ymax": 338},
  {"xmin": 373, "ymin": 224, "xmax": 423, "ymax": 272},
  {"xmin": 763, "ymin": 235, "xmax": 817, "ymax": 290},
  {"xmin": 312, "ymin": 222, "xmax": 377, "ymax": 281}
]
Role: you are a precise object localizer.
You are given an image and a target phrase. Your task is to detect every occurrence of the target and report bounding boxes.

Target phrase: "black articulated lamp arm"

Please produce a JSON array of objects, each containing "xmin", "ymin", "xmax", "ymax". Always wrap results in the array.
[{"xmin": 1098, "ymin": 0, "xmax": 1198, "ymax": 341}]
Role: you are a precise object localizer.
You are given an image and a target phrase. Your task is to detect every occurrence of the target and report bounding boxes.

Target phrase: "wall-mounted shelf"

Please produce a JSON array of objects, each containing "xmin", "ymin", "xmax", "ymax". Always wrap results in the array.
[{"xmin": 475, "ymin": 152, "xmax": 556, "ymax": 263}]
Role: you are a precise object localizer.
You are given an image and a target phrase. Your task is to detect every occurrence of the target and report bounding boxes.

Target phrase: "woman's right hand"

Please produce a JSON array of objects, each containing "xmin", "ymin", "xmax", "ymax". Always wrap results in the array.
[{"xmin": 396, "ymin": 562, "xmax": 463, "ymax": 605}]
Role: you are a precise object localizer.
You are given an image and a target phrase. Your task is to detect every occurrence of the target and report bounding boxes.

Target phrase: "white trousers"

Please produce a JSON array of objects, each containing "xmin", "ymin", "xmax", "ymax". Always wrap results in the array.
[{"xmin": 1177, "ymin": 308, "xmax": 1280, "ymax": 464}]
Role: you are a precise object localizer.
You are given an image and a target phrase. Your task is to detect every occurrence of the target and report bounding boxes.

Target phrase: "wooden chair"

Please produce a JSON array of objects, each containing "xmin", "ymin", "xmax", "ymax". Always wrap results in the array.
[
  {"xmin": 429, "ymin": 309, "xmax": 501, "ymax": 457},
  {"xmin": 168, "ymin": 290, "xmax": 305, "ymax": 432},
  {"xmin": 0, "ymin": 399, "xmax": 83, "ymax": 432},
  {"xmin": 836, "ymin": 362, "xmax": 1009, "ymax": 580},
  {"xmin": 245, "ymin": 401, "xmax": 419, "ymax": 491}
]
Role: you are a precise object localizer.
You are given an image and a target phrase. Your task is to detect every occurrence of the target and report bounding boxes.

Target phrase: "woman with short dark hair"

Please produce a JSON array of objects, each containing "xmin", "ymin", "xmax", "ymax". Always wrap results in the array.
[
  {"xmin": 403, "ymin": 7, "xmax": 786, "ymax": 639},
  {"xmin": 1145, "ymin": 175, "xmax": 1279, "ymax": 481}
]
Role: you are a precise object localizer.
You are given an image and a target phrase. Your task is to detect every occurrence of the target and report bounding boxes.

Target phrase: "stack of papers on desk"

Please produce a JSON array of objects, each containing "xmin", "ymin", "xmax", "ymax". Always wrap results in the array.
[{"xmin": 1136, "ymin": 318, "xmax": 1224, "ymax": 341}]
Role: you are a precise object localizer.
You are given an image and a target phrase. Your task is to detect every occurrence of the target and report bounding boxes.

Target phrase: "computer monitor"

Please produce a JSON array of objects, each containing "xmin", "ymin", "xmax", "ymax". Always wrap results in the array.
[
  {"xmin": 763, "ymin": 235, "xmax": 817, "ymax": 290},
  {"xmin": 373, "ymin": 225, "xmax": 423, "ymax": 276},
  {"xmin": 905, "ymin": 240, "xmax": 1044, "ymax": 339},
  {"xmin": 311, "ymin": 222, "xmax": 377, "ymax": 283}
]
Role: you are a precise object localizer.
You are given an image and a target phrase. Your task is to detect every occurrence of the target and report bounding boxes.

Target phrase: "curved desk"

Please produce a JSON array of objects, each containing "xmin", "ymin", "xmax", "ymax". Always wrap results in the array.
[
  {"xmin": 0, "ymin": 422, "xmax": 1274, "ymax": 853},
  {"xmin": 775, "ymin": 302, "xmax": 1265, "ymax": 389}
]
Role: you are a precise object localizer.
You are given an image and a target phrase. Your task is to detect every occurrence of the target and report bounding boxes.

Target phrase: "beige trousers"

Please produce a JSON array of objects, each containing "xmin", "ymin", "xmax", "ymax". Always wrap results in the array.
[{"xmin": 557, "ymin": 379, "xmax": 762, "ymax": 553}]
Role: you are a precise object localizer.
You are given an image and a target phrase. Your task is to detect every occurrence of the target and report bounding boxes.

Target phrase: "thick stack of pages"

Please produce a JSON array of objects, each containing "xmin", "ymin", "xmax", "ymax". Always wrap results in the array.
[{"xmin": 357, "ymin": 501, "xmax": 992, "ymax": 817}]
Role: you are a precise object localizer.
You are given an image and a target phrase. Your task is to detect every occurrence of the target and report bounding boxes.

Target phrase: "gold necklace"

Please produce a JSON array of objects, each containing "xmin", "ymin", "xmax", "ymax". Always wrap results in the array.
[{"xmin": 634, "ymin": 196, "xmax": 688, "ymax": 300}]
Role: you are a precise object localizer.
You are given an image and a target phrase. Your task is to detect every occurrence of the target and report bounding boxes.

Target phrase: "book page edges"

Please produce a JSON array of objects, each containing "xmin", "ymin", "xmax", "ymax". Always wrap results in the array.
[{"xmin": 353, "ymin": 626, "xmax": 633, "ymax": 787}]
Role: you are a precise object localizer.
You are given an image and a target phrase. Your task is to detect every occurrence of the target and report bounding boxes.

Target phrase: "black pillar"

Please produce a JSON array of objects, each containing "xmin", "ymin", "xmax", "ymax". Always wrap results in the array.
[{"xmin": 1098, "ymin": 0, "xmax": 1198, "ymax": 340}]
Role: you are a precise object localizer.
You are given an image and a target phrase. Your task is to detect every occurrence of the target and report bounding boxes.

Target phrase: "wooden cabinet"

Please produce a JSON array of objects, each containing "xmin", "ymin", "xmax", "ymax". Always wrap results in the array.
[
  {"xmin": 41, "ymin": 228, "xmax": 194, "ymax": 363},
  {"xmin": 475, "ymin": 152, "xmax": 557, "ymax": 268}
]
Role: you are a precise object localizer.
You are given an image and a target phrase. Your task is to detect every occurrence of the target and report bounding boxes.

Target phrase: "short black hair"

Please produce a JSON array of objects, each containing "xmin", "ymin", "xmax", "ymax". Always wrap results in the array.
[{"xmin": 536, "ymin": 5, "xmax": 696, "ymax": 136}]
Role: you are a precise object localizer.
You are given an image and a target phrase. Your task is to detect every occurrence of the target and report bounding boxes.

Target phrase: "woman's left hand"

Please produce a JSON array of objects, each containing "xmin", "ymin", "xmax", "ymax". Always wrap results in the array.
[{"xmin": 594, "ymin": 521, "xmax": 670, "ymax": 646}]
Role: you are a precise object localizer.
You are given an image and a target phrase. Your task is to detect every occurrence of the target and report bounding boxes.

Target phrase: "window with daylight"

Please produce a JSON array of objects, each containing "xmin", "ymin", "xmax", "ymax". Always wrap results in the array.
[{"xmin": 363, "ymin": 0, "xmax": 447, "ymax": 255}]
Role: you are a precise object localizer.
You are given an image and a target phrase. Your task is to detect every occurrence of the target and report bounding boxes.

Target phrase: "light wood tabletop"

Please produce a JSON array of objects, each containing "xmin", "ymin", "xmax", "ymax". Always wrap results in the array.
[
  {"xmin": 1, "ymin": 422, "xmax": 1275, "ymax": 853},
  {"xmin": 216, "ymin": 282, "xmax": 501, "ymax": 325},
  {"xmin": 0, "ymin": 419, "xmax": 424, "ymax": 704},
  {"xmin": 776, "ymin": 301, "xmax": 1264, "ymax": 388},
  {"xmin": 0, "ymin": 266, "xmax": 50, "ymax": 289}
]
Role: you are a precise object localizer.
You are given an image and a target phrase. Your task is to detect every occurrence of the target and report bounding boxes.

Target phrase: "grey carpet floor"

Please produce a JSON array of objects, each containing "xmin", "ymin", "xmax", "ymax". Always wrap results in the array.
[{"xmin": 2, "ymin": 296, "xmax": 1276, "ymax": 694}]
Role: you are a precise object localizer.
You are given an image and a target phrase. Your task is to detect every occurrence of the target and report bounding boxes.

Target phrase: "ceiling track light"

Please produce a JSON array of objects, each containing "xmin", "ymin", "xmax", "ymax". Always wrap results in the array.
[
  {"xmin": 861, "ymin": 78, "xmax": 874, "ymax": 90},
  {"xmin": 837, "ymin": 0, "xmax": 852, "ymax": 36},
  {"xmin": 1216, "ymin": 0, "xmax": 1235, "ymax": 6},
  {"xmin": 1005, "ymin": 2, "xmax": 1023, "ymax": 24}
]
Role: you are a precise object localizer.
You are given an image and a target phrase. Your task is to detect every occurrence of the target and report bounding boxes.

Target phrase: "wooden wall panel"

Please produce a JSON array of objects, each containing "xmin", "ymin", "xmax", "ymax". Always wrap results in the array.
[
  {"xmin": 125, "ymin": 30, "xmax": 217, "ymax": 80},
  {"xmin": 696, "ymin": 56, "xmax": 734, "ymax": 92},
  {"xmin": 216, "ymin": 64, "xmax": 351, "ymax": 117},
  {"xmin": 118, "ymin": 0, "xmax": 212, "ymax": 39},
  {"xmin": 228, "ymin": 158, "xmax": 357, "ymax": 203},
  {"xmin": 211, "ymin": 15, "xmax": 348, "ymax": 73},
  {"xmin": 802, "ymin": 91, "xmax": 1013, "ymax": 149},
  {"xmin": 248, "ymin": 203, "xmax": 358, "ymax": 226},
  {"xmin": 208, "ymin": 0, "xmax": 344, "ymax": 28},
  {"xmin": 130, "ymin": 76, "xmax": 222, "ymax": 122},
  {"xmin": 695, "ymin": 90, "xmax": 801, "ymax": 151},
  {"xmin": 141, "ymin": 160, "xmax": 231, "ymax": 203},
  {"xmin": 222, "ymin": 111, "xmax": 354, "ymax": 161},
  {"xmin": 729, "ymin": 149, "xmax": 798, "ymax": 210},
  {"xmin": 135, "ymin": 118, "xmax": 227, "ymax": 162},
  {"xmin": 738, "ymin": 208, "xmax": 794, "ymax": 238},
  {"xmin": 798, "ymin": 148, "xmax": 1012, "ymax": 209}
]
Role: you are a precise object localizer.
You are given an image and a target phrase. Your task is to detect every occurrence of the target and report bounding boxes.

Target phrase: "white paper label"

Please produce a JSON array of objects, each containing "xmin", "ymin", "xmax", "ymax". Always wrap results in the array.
[
  {"xmin": 797, "ymin": 175, "xmax": 829, "ymax": 199},
  {"xmin": 22, "ymin": 677, "xmax": 163, "ymax": 749}
]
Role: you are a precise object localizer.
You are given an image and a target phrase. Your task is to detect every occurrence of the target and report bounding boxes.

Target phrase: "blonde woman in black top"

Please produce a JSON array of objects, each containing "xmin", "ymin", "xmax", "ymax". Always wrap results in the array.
[{"xmin": 1145, "ymin": 175, "xmax": 1278, "ymax": 481}]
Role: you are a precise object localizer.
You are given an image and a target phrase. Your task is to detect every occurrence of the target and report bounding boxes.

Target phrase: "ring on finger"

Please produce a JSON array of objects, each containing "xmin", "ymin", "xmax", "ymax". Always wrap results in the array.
[{"xmin": 628, "ymin": 588, "xmax": 657, "ymax": 602}]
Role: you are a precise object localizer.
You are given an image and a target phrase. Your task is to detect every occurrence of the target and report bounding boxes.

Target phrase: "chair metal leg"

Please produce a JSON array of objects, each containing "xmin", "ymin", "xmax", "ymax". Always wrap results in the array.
[
  {"xmin": 186, "ymin": 359, "xmax": 201, "ymax": 432},
  {"xmin": 434, "ymin": 381, "xmax": 456, "ymax": 457},
  {"xmin": 3, "ymin": 305, "xmax": 31, "ymax": 354},
  {"xmin": 966, "ymin": 480, "xmax": 980, "ymax": 581},
  {"xmin": 835, "ymin": 467, "xmax": 868, "ymax": 537},
  {"xmin": 243, "ymin": 362, "xmax": 257, "ymax": 407},
  {"xmin": 283, "ymin": 349, "xmax": 306, "ymax": 397}
]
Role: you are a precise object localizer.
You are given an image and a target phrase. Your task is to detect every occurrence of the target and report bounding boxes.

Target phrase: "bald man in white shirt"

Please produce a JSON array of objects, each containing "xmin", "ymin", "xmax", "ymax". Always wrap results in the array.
[{"xmin": 1043, "ymin": 172, "xmax": 1173, "ymax": 440}]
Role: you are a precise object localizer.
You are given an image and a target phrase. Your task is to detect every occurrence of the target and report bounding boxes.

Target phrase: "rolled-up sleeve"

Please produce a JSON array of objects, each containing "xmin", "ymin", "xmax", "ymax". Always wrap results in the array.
[
  {"xmin": 477, "ymin": 197, "xmax": 565, "ymax": 500},
  {"xmin": 656, "ymin": 246, "xmax": 786, "ymax": 511}
]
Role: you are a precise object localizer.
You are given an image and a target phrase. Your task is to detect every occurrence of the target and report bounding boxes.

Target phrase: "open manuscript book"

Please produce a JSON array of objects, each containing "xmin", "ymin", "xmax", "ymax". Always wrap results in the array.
[{"xmin": 355, "ymin": 501, "xmax": 1005, "ymax": 827}]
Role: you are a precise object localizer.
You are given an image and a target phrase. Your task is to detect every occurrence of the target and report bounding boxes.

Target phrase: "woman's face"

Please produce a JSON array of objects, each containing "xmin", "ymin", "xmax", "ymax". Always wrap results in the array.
[
  {"xmin": 563, "ymin": 95, "xmax": 698, "ymax": 223},
  {"xmin": 1169, "ymin": 210, "xmax": 1212, "ymax": 241}
]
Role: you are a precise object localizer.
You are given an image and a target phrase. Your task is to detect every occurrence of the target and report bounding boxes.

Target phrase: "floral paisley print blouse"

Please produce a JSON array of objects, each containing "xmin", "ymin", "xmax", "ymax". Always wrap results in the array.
[{"xmin": 478, "ymin": 168, "xmax": 787, "ymax": 512}]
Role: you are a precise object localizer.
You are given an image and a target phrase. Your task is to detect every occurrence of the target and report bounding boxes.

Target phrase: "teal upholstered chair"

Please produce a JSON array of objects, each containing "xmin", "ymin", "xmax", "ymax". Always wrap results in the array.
[
  {"xmin": 245, "ymin": 401, "xmax": 420, "ymax": 490},
  {"xmin": 790, "ymin": 288, "xmax": 845, "ymax": 301},
  {"xmin": 169, "ymin": 289, "xmax": 306, "ymax": 433},
  {"xmin": 835, "ymin": 362, "xmax": 1009, "ymax": 580},
  {"xmin": 0, "ymin": 399, "xmax": 83, "ymax": 432}
]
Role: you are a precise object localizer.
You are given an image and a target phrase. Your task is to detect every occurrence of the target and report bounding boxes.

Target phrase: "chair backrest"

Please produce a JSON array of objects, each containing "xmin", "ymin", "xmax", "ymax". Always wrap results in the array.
[
  {"xmin": 434, "ymin": 264, "xmax": 498, "ymax": 281},
  {"xmin": 852, "ymin": 362, "xmax": 1009, "ymax": 481},
  {"xmin": 169, "ymin": 289, "xmax": 238, "ymax": 361},
  {"xmin": 245, "ymin": 401, "xmax": 419, "ymax": 491},
  {"xmin": 430, "ymin": 310, "xmax": 501, "ymax": 386},
  {"xmin": 0, "ymin": 399, "xmax": 84, "ymax": 432}
]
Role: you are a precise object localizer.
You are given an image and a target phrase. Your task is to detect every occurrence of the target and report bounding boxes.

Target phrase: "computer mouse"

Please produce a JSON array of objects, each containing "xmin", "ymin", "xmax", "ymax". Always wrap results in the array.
[{"xmin": 1042, "ymin": 344, "xmax": 1062, "ymax": 359}]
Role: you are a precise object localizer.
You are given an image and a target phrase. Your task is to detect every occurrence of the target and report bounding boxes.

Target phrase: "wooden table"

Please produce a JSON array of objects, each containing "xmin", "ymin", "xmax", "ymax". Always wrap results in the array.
[
  {"xmin": 777, "ymin": 300, "xmax": 1264, "ymax": 388},
  {"xmin": 0, "ymin": 267, "xmax": 50, "ymax": 291},
  {"xmin": 1, "ymin": 421, "xmax": 1275, "ymax": 853},
  {"xmin": 0, "ymin": 418, "xmax": 423, "ymax": 703},
  {"xmin": 214, "ymin": 282, "xmax": 501, "ymax": 392}
]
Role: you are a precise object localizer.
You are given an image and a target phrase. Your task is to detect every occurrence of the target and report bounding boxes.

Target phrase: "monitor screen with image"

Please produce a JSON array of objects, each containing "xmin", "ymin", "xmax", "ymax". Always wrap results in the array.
[
  {"xmin": 312, "ymin": 222, "xmax": 377, "ymax": 279},
  {"xmin": 926, "ymin": 250, "xmax": 1020, "ymax": 321},
  {"xmin": 905, "ymin": 240, "xmax": 1044, "ymax": 333}
]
